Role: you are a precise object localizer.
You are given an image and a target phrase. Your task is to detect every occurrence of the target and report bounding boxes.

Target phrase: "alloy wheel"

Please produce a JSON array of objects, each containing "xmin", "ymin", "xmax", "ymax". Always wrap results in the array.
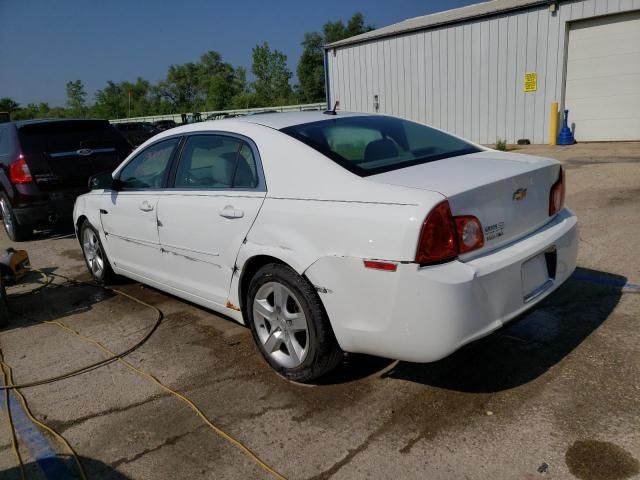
[
  {"xmin": 252, "ymin": 281, "xmax": 309, "ymax": 368},
  {"xmin": 0, "ymin": 198, "xmax": 14, "ymax": 238},
  {"xmin": 82, "ymin": 228, "xmax": 105, "ymax": 279}
]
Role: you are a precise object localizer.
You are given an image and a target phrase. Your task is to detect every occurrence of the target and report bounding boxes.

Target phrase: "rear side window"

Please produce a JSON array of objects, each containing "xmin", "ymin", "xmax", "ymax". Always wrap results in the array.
[
  {"xmin": 173, "ymin": 135, "xmax": 258, "ymax": 189},
  {"xmin": 281, "ymin": 116, "xmax": 481, "ymax": 176},
  {"xmin": 18, "ymin": 120, "xmax": 129, "ymax": 155},
  {"xmin": 118, "ymin": 138, "xmax": 178, "ymax": 189}
]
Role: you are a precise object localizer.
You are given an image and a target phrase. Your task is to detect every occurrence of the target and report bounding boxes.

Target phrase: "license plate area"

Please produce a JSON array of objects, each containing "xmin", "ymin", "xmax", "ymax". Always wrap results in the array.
[{"xmin": 522, "ymin": 247, "xmax": 557, "ymax": 303}]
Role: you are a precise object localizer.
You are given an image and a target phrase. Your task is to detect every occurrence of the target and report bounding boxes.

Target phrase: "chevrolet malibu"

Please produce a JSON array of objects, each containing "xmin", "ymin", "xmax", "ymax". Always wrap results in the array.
[{"xmin": 73, "ymin": 112, "xmax": 578, "ymax": 382}]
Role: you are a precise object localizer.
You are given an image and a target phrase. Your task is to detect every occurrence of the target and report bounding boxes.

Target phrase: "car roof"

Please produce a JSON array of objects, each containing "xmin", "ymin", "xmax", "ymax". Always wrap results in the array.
[
  {"xmin": 12, "ymin": 118, "xmax": 108, "ymax": 128},
  {"xmin": 231, "ymin": 110, "xmax": 367, "ymax": 130}
]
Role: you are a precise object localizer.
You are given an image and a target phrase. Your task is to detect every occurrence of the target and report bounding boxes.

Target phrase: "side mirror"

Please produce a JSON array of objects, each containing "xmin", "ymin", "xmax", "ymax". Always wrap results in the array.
[{"xmin": 88, "ymin": 171, "xmax": 116, "ymax": 190}]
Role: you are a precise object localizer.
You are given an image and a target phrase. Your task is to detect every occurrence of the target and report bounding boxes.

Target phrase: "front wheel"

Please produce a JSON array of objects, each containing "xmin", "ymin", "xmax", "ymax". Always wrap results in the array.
[
  {"xmin": 247, "ymin": 263, "xmax": 343, "ymax": 382},
  {"xmin": 80, "ymin": 221, "xmax": 115, "ymax": 284}
]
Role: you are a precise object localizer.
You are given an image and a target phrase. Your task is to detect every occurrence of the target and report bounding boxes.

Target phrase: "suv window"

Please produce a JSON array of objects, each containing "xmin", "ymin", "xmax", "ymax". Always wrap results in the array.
[
  {"xmin": 174, "ymin": 135, "xmax": 258, "ymax": 189},
  {"xmin": 118, "ymin": 138, "xmax": 178, "ymax": 189},
  {"xmin": 18, "ymin": 120, "xmax": 129, "ymax": 155}
]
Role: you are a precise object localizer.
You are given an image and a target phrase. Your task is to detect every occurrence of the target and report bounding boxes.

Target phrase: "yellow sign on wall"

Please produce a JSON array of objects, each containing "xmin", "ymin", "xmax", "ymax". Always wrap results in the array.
[{"xmin": 524, "ymin": 72, "xmax": 537, "ymax": 92}]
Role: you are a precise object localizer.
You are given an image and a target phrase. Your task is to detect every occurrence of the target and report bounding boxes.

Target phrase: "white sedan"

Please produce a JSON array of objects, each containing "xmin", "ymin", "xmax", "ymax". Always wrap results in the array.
[{"xmin": 73, "ymin": 112, "xmax": 578, "ymax": 382}]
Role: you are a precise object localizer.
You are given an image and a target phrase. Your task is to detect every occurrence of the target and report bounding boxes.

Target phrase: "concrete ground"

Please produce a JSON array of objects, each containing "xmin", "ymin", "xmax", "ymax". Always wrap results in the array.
[{"xmin": 0, "ymin": 142, "xmax": 639, "ymax": 480}]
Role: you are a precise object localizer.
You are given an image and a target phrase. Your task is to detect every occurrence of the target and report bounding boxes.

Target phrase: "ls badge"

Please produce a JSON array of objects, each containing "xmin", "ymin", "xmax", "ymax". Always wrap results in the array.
[{"xmin": 512, "ymin": 188, "xmax": 527, "ymax": 201}]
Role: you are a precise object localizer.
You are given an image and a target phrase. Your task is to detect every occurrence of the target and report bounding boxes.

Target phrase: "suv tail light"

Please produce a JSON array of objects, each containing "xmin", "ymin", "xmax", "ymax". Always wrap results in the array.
[
  {"xmin": 549, "ymin": 167, "xmax": 565, "ymax": 216},
  {"xmin": 9, "ymin": 155, "xmax": 33, "ymax": 184},
  {"xmin": 416, "ymin": 200, "xmax": 484, "ymax": 265}
]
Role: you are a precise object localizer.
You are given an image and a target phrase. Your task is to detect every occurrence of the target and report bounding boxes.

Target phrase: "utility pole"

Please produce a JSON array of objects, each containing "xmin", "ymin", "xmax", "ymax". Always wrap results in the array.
[{"xmin": 128, "ymin": 90, "xmax": 131, "ymax": 118}]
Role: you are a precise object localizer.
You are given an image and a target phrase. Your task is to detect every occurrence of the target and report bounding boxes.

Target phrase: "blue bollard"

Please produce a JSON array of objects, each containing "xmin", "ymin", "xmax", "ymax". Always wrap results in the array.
[{"xmin": 557, "ymin": 109, "xmax": 575, "ymax": 145}]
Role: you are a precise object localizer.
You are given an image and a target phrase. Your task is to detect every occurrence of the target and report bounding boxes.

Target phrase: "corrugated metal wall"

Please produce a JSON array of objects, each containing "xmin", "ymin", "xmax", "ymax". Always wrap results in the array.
[{"xmin": 327, "ymin": 0, "xmax": 640, "ymax": 144}]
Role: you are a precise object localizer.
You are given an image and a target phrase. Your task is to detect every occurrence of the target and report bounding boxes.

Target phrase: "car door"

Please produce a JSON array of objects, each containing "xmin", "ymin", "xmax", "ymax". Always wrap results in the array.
[
  {"xmin": 156, "ymin": 133, "xmax": 266, "ymax": 307},
  {"xmin": 101, "ymin": 137, "xmax": 180, "ymax": 280}
]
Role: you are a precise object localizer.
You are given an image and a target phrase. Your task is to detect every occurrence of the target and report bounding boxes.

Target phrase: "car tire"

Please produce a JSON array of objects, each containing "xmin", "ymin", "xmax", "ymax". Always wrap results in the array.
[
  {"xmin": 0, "ymin": 276, "xmax": 9, "ymax": 328},
  {"xmin": 246, "ymin": 263, "xmax": 343, "ymax": 382},
  {"xmin": 80, "ymin": 220, "xmax": 116, "ymax": 284},
  {"xmin": 0, "ymin": 194, "xmax": 32, "ymax": 242}
]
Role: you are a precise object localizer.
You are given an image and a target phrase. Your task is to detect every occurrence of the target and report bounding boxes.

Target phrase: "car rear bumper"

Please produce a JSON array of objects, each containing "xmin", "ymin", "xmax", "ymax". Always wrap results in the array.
[
  {"xmin": 13, "ymin": 193, "xmax": 81, "ymax": 226},
  {"xmin": 304, "ymin": 208, "xmax": 578, "ymax": 363}
]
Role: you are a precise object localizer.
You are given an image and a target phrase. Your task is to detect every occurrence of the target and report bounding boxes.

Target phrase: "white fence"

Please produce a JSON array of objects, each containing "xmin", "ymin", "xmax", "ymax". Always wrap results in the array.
[{"xmin": 109, "ymin": 102, "xmax": 327, "ymax": 124}]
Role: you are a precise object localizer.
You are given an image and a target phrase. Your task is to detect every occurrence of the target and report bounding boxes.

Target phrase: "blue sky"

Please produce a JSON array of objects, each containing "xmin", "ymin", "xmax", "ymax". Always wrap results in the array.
[{"xmin": 0, "ymin": 0, "xmax": 476, "ymax": 106}]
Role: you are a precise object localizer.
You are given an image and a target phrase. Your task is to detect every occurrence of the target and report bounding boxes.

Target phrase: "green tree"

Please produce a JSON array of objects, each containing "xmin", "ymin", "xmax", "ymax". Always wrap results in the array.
[
  {"xmin": 157, "ymin": 62, "xmax": 204, "ymax": 112},
  {"xmin": 251, "ymin": 42, "xmax": 293, "ymax": 106},
  {"xmin": 297, "ymin": 32, "xmax": 326, "ymax": 103},
  {"xmin": 92, "ymin": 80, "xmax": 125, "ymax": 119},
  {"xmin": 197, "ymin": 51, "xmax": 246, "ymax": 111},
  {"xmin": 11, "ymin": 102, "xmax": 61, "ymax": 121},
  {"xmin": 297, "ymin": 13, "xmax": 374, "ymax": 102},
  {"xmin": 66, "ymin": 80, "xmax": 87, "ymax": 117},
  {"xmin": 0, "ymin": 97, "xmax": 20, "ymax": 118},
  {"xmin": 92, "ymin": 76, "xmax": 179, "ymax": 119}
]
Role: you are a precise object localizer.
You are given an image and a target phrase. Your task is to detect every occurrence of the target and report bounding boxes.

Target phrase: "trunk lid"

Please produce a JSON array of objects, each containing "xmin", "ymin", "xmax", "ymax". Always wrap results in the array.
[
  {"xmin": 368, "ymin": 150, "xmax": 561, "ymax": 255},
  {"xmin": 17, "ymin": 120, "xmax": 132, "ymax": 191}
]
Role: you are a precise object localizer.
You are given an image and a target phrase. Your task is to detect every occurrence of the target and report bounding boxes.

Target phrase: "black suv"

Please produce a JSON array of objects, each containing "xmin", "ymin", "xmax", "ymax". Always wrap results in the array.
[
  {"xmin": 0, "ymin": 119, "xmax": 132, "ymax": 240},
  {"xmin": 113, "ymin": 122, "xmax": 160, "ymax": 147},
  {"xmin": 153, "ymin": 119, "xmax": 177, "ymax": 131}
]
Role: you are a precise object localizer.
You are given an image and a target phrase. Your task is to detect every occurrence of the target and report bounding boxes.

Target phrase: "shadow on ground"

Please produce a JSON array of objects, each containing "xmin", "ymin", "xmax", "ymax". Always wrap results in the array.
[
  {"xmin": 381, "ymin": 267, "xmax": 625, "ymax": 393},
  {"xmin": 30, "ymin": 221, "xmax": 76, "ymax": 241},
  {"xmin": 1, "ymin": 270, "xmax": 115, "ymax": 334},
  {"xmin": 0, "ymin": 456, "xmax": 131, "ymax": 480}
]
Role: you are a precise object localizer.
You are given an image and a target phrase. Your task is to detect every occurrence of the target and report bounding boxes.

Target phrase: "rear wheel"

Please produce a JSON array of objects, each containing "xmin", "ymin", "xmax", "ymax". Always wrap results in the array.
[
  {"xmin": 247, "ymin": 263, "xmax": 342, "ymax": 382},
  {"xmin": 80, "ymin": 221, "xmax": 115, "ymax": 284},
  {"xmin": 0, "ymin": 195, "xmax": 32, "ymax": 242}
]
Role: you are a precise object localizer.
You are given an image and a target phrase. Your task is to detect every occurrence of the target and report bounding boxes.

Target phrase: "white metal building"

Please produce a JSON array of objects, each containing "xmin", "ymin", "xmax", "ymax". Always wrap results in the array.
[{"xmin": 324, "ymin": 0, "xmax": 640, "ymax": 143}]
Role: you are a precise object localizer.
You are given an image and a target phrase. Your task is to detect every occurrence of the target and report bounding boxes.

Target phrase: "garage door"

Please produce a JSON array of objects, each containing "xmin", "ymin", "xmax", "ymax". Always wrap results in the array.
[{"xmin": 565, "ymin": 11, "xmax": 640, "ymax": 141}]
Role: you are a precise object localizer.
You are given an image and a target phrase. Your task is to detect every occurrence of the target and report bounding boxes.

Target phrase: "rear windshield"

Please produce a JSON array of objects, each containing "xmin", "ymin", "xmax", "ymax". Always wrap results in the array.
[
  {"xmin": 18, "ymin": 120, "xmax": 128, "ymax": 155},
  {"xmin": 281, "ymin": 115, "xmax": 481, "ymax": 176}
]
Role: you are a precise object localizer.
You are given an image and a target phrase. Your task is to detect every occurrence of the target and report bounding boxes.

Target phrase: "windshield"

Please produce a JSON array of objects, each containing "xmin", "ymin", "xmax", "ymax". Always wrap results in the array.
[{"xmin": 280, "ymin": 115, "xmax": 481, "ymax": 176}]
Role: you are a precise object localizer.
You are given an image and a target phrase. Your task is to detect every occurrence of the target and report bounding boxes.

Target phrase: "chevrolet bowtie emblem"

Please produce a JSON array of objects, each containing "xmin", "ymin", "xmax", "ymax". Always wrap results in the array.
[{"xmin": 513, "ymin": 188, "xmax": 527, "ymax": 201}]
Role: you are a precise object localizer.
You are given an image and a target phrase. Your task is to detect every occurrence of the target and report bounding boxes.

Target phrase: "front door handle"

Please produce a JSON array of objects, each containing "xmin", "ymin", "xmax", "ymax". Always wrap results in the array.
[
  {"xmin": 218, "ymin": 205, "xmax": 244, "ymax": 219},
  {"xmin": 139, "ymin": 200, "xmax": 154, "ymax": 212}
]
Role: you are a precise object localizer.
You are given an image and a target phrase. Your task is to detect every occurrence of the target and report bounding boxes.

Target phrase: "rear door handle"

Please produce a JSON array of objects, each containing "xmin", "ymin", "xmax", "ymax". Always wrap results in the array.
[
  {"xmin": 218, "ymin": 205, "xmax": 244, "ymax": 219},
  {"xmin": 139, "ymin": 200, "xmax": 154, "ymax": 212}
]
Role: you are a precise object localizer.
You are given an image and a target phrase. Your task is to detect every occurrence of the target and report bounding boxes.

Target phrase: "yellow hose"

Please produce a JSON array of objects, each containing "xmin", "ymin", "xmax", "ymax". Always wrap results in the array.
[
  {"xmin": 0, "ymin": 351, "xmax": 88, "ymax": 480},
  {"xmin": 46, "ymin": 318, "xmax": 287, "ymax": 480},
  {"xmin": 4, "ymin": 268, "xmax": 288, "ymax": 480},
  {"xmin": 0, "ymin": 354, "xmax": 26, "ymax": 480}
]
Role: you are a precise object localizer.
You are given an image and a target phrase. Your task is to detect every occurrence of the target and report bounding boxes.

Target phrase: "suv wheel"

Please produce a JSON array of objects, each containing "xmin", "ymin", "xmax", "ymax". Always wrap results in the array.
[
  {"xmin": 0, "ymin": 194, "xmax": 32, "ymax": 242},
  {"xmin": 247, "ymin": 263, "xmax": 343, "ymax": 382},
  {"xmin": 80, "ymin": 221, "xmax": 115, "ymax": 284}
]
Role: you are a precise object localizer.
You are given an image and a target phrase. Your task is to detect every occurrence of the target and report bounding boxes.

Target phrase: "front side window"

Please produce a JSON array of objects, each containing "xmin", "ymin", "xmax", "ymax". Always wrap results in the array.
[
  {"xmin": 118, "ymin": 137, "xmax": 178, "ymax": 189},
  {"xmin": 173, "ymin": 135, "xmax": 258, "ymax": 189},
  {"xmin": 281, "ymin": 115, "xmax": 481, "ymax": 176}
]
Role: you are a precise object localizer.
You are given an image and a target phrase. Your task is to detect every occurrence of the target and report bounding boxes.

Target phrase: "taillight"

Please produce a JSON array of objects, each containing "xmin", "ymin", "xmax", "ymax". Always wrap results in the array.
[
  {"xmin": 9, "ymin": 155, "xmax": 33, "ymax": 184},
  {"xmin": 549, "ymin": 167, "xmax": 565, "ymax": 216},
  {"xmin": 454, "ymin": 216, "xmax": 485, "ymax": 254},
  {"xmin": 416, "ymin": 201, "xmax": 458, "ymax": 264},
  {"xmin": 416, "ymin": 200, "xmax": 484, "ymax": 265}
]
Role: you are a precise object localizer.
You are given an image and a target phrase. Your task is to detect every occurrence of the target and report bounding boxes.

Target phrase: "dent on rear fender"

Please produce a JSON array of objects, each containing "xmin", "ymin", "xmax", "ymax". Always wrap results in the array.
[{"xmin": 227, "ymin": 241, "xmax": 322, "ymax": 319}]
